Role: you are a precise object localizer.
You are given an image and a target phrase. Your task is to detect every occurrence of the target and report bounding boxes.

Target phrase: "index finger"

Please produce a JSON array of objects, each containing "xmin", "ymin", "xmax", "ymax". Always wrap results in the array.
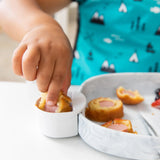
[{"xmin": 46, "ymin": 60, "xmax": 68, "ymax": 107}]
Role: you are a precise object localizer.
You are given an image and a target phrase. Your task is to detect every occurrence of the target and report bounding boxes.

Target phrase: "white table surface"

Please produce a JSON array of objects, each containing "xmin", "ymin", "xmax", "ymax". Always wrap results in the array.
[{"xmin": 0, "ymin": 81, "xmax": 123, "ymax": 160}]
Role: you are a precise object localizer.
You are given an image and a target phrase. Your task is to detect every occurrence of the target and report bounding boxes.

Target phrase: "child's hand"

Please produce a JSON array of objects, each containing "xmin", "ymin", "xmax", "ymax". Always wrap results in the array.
[{"xmin": 12, "ymin": 24, "xmax": 72, "ymax": 106}]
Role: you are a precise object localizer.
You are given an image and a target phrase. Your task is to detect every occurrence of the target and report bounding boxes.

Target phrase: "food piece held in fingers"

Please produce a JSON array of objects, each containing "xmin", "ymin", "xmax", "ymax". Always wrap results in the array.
[
  {"xmin": 35, "ymin": 91, "xmax": 72, "ymax": 113},
  {"xmin": 116, "ymin": 86, "xmax": 144, "ymax": 105},
  {"xmin": 85, "ymin": 97, "xmax": 123, "ymax": 122}
]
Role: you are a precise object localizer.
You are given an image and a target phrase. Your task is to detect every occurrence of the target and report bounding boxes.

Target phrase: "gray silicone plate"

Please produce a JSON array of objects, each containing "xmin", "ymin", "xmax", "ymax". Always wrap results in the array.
[{"xmin": 79, "ymin": 73, "xmax": 160, "ymax": 160}]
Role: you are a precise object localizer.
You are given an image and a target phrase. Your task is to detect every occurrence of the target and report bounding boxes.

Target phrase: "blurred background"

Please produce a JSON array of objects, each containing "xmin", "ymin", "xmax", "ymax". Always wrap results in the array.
[{"xmin": 0, "ymin": 2, "xmax": 78, "ymax": 82}]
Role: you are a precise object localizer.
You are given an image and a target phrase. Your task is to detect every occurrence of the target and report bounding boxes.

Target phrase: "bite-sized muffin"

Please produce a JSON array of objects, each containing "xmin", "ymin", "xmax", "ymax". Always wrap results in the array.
[
  {"xmin": 102, "ymin": 118, "xmax": 136, "ymax": 134},
  {"xmin": 35, "ymin": 91, "xmax": 72, "ymax": 113},
  {"xmin": 116, "ymin": 86, "xmax": 144, "ymax": 105},
  {"xmin": 85, "ymin": 97, "xmax": 123, "ymax": 122}
]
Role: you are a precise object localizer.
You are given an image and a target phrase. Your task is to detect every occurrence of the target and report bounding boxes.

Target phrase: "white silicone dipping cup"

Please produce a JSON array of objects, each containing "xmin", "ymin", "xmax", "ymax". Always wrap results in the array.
[{"xmin": 35, "ymin": 91, "xmax": 86, "ymax": 138}]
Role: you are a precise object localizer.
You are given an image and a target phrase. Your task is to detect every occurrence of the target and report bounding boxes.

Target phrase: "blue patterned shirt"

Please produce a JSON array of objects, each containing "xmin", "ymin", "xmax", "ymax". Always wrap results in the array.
[{"xmin": 71, "ymin": 0, "xmax": 160, "ymax": 84}]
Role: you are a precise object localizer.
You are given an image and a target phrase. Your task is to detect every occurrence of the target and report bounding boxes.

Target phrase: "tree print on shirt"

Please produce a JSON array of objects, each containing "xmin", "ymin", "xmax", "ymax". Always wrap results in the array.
[
  {"xmin": 149, "ymin": 62, "xmax": 159, "ymax": 72},
  {"xmin": 146, "ymin": 43, "xmax": 155, "ymax": 53},
  {"xmin": 130, "ymin": 17, "xmax": 146, "ymax": 31},
  {"xmin": 87, "ymin": 52, "xmax": 93, "ymax": 60}
]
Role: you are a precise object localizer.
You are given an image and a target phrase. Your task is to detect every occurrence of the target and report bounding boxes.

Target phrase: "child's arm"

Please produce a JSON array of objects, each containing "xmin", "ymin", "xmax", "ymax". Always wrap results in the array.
[{"xmin": 0, "ymin": 0, "xmax": 72, "ymax": 107}]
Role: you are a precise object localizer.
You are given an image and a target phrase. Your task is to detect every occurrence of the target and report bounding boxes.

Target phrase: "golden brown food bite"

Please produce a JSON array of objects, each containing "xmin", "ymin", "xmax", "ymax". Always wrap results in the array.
[
  {"xmin": 85, "ymin": 97, "xmax": 123, "ymax": 122},
  {"xmin": 38, "ymin": 92, "xmax": 47, "ymax": 110},
  {"xmin": 56, "ymin": 92, "xmax": 72, "ymax": 112},
  {"xmin": 116, "ymin": 86, "xmax": 144, "ymax": 105},
  {"xmin": 35, "ymin": 91, "xmax": 72, "ymax": 113},
  {"xmin": 102, "ymin": 119, "xmax": 136, "ymax": 133}
]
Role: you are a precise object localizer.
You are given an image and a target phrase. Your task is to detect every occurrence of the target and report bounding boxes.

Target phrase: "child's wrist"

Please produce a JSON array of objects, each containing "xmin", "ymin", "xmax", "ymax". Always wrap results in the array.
[
  {"xmin": 25, "ymin": 19, "xmax": 63, "ymax": 37},
  {"xmin": 25, "ymin": 10, "xmax": 62, "ymax": 33}
]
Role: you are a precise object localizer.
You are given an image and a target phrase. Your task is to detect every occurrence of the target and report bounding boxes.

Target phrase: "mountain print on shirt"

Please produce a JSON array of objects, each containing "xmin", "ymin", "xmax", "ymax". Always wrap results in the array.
[{"xmin": 71, "ymin": 0, "xmax": 160, "ymax": 85}]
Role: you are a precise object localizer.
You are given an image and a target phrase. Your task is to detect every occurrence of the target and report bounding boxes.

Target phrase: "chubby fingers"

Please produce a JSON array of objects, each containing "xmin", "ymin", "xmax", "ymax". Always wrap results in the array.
[
  {"xmin": 13, "ymin": 40, "xmax": 72, "ymax": 107},
  {"xmin": 46, "ymin": 57, "xmax": 71, "ymax": 106},
  {"xmin": 36, "ymin": 52, "xmax": 55, "ymax": 93},
  {"xmin": 12, "ymin": 44, "xmax": 41, "ymax": 81},
  {"xmin": 22, "ymin": 45, "xmax": 41, "ymax": 81},
  {"xmin": 12, "ymin": 43, "xmax": 27, "ymax": 76}
]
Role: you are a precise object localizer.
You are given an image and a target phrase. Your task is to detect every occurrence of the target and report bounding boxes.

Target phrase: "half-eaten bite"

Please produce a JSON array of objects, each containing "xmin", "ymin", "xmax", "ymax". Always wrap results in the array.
[
  {"xmin": 116, "ymin": 86, "xmax": 144, "ymax": 105},
  {"xmin": 102, "ymin": 118, "xmax": 136, "ymax": 133}
]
